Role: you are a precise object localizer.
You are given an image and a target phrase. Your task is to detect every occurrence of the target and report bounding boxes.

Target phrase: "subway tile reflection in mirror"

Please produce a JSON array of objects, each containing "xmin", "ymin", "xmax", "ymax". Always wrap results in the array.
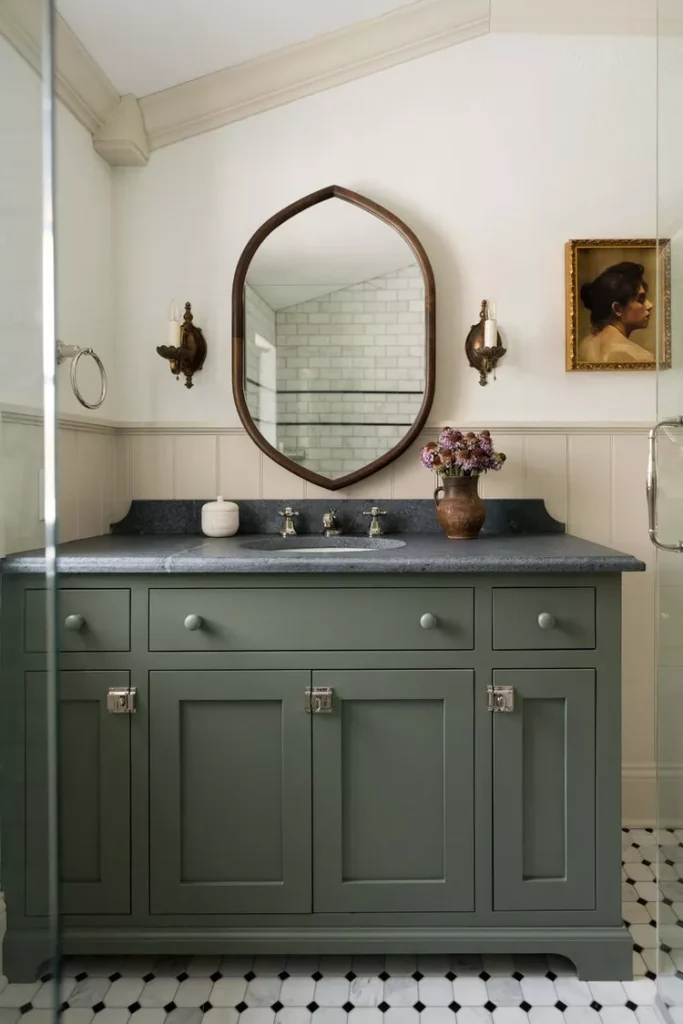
[{"xmin": 239, "ymin": 189, "xmax": 432, "ymax": 486}]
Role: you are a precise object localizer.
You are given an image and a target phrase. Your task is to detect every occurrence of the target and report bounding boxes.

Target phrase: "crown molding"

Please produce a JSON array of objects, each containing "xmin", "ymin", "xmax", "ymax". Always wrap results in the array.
[
  {"xmin": 0, "ymin": 0, "xmax": 119, "ymax": 134},
  {"xmin": 139, "ymin": 0, "xmax": 489, "ymax": 151}
]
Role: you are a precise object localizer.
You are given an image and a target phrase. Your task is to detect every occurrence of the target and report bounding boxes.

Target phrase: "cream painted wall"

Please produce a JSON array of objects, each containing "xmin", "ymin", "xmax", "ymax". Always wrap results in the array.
[{"xmin": 113, "ymin": 31, "xmax": 657, "ymax": 427}]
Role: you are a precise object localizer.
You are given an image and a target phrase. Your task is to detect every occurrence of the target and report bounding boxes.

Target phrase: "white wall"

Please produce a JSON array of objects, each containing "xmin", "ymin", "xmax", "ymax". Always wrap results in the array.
[{"xmin": 113, "ymin": 31, "xmax": 657, "ymax": 426}]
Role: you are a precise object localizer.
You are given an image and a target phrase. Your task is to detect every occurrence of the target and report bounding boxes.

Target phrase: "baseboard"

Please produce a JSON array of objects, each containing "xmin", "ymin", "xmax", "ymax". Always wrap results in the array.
[{"xmin": 623, "ymin": 763, "xmax": 683, "ymax": 829}]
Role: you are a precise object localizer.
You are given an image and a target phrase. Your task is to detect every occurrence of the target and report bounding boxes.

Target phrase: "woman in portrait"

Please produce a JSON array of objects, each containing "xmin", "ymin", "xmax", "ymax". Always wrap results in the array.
[{"xmin": 578, "ymin": 261, "xmax": 654, "ymax": 364}]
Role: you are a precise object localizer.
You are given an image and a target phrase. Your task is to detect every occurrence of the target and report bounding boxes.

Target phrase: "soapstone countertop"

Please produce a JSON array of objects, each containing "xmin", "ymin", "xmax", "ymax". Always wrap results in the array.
[{"xmin": 1, "ymin": 532, "xmax": 645, "ymax": 575}]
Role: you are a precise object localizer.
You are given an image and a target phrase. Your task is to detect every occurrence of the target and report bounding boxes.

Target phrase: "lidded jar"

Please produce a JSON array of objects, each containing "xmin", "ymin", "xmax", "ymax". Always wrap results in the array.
[{"xmin": 201, "ymin": 496, "xmax": 239, "ymax": 537}]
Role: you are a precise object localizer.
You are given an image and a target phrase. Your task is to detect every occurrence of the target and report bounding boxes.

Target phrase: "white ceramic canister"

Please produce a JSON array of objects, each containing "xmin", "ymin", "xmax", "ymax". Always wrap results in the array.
[{"xmin": 201, "ymin": 496, "xmax": 239, "ymax": 537}]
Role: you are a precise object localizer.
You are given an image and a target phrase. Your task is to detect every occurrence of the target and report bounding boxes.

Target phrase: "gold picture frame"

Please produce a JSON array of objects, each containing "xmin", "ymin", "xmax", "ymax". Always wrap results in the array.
[{"xmin": 565, "ymin": 238, "xmax": 671, "ymax": 371}]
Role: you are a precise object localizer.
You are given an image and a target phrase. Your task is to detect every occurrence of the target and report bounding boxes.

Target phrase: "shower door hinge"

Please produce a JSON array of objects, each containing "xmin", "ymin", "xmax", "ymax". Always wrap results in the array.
[
  {"xmin": 107, "ymin": 687, "xmax": 137, "ymax": 714},
  {"xmin": 305, "ymin": 687, "xmax": 334, "ymax": 713},
  {"xmin": 487, "ymin": 684, "xmax": 514, "ymax": 712}
]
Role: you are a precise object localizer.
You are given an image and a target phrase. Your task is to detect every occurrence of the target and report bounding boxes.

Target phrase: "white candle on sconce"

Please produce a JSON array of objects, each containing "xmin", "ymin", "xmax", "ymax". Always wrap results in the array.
[
  {"xmin": 168, "ymin": 299, "xmax": 182, "ymax": 346},
  {"xmin": 484, "ymin": 301, "xmax": 497, "ymax": 348}
]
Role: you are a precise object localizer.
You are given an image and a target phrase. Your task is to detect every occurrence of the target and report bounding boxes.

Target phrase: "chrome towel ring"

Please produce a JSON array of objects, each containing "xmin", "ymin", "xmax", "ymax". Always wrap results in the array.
[{"xmin": 56, "ymin": 341, "xmax": 107, "ymax": 410}]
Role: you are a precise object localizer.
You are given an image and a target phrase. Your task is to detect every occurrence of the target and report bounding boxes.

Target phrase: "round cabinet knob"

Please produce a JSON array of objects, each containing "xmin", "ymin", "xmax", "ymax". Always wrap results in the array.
[
  {"xmin": 184, "ymin": 614, "xmax": 203, "ymax": 631},
  {"xmin": 420, "ymin": 613, "xmax": 439, "ymax": 630},
  {"xmin": 64, "ymin": 613, "xmax": 85, "ymax": 632},
  {"xmin": 538, "ymin": 612, "xmax": 556, "ymax": 630}
]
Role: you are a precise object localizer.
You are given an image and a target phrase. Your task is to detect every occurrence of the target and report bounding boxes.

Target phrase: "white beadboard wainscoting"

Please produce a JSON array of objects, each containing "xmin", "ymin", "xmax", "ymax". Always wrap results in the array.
[{"xmin": 0, "ymin": 409, "xmax": 663, "ymax": 823}]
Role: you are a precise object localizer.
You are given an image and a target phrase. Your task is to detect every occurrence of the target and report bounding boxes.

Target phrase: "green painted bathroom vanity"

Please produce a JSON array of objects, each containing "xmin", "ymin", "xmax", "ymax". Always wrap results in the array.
[{"xmin": 0, "ymin": 530, "xmax": 644, "ymax": 980}]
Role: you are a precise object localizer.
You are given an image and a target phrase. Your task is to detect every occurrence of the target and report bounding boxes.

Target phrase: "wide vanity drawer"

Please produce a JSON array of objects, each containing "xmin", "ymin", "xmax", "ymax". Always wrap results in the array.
[
  {"xmin": 25, "ymin": 589, "xmax": 131, "ymax": 653},
  {"xmin": 149, "ymin": 587, "xmax": 474, "ymax": 651},
  {"xmin": 492, "ymin": 587, "xmax": 596, "ymax": 650}
]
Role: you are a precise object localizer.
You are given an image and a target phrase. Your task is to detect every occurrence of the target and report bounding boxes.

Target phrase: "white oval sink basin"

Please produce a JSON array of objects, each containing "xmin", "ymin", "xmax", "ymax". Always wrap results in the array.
[{"xmin": 240, "ymin": 536, "xmax": 405, "ymax": 553}]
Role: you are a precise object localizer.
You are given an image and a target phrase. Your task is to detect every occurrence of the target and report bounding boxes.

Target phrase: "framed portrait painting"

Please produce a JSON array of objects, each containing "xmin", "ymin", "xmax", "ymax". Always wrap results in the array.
[{"xmin": 565, "ymin": 239, "xmax": 671, "ymax": 371}]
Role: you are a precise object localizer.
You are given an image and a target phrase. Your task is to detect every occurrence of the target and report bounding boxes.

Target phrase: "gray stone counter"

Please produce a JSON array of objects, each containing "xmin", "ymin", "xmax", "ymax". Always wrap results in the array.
[{"xmin": 1, "ymin": 532, "xmax": 645, "ymax": 574}]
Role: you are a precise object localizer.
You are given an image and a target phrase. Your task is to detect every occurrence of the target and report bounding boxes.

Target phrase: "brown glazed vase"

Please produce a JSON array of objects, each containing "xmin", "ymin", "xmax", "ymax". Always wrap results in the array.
[{"xmin": 434, "ymin": 475, "xmax": 485, "ymax": 540}]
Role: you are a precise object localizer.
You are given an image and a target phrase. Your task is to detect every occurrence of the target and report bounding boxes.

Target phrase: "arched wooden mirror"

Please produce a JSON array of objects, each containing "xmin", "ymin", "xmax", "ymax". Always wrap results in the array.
[{"xmin": 232, "ymin": 185, "xmax": 435, "ymax": 491}]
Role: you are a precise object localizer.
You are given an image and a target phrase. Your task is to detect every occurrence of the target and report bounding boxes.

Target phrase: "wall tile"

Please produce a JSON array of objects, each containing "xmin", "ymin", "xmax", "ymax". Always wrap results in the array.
[
  {"xmin": 130, "ymin": 435, "xmax": 174, "ymax": 499},
  {"xmin": 174, "ymin": 435, "xmax": 217, "ymax": 499},
  {"xmin": 218, "ymin": 434, "xmax": 261, "ymax": 499}
]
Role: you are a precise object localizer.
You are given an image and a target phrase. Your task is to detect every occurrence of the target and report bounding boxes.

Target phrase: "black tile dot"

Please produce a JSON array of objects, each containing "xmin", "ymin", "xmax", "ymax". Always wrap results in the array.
[
  {"xmin": 649, "ymin": 920, "xmax": 657, "ymax": 928},
  {"xmin": 520, "ymin": 1003, "xmax": 532, "ymax": 1013},
  {"xmin": 210, "ymin": 972, "xmax": 222, "ymax": 982},
  {"xmin": 271, "ymin": 1002, "xmax": 283, "ymax": 1014},
  {"xmin": 626, "ymin": 1002, "xmax": 638, "ymax": 1011},
  {"xmin": 109, "ymin": 973, "xmax": 122, "ymax": 983},
  {"xmin": 412, "ymin": 972, "xmax": 424, "ymax": 982},
  {"xmin": 633, "ymin": 843, "xmax": 640, "ymax": 849},
  {"xmin": 343, "ymin": 1003, "xmax": 355, "ymax": 1014},
  {"xmin": 92, "ymin": 1003, "xmax": 106, "ymax": 1015},
  {"xmin": 479, "ymin": 972, "xmax": 491, "ymax": 982},
  {"xmin": 378, "ymin": 1003, "xmax": 389, "ymax": 1013},
  {"xmin": 308, "ymin": 1003, "xmax": 320, "ymax": 1014},
  {"xmin": 485, "ymin": 1002, "xmax": 497, "ymax": 1013},
  {"xmin": 676, "ymin": 920, "xmax": 683, "ymax": 928},
  {"xmin": 345, "ymin": 972, "xmax": 357, "ymax": 982},
  {"xmin": 445, "ymin": 972, "xmax": 456, "ymax": 982},
  {"xmin": 633, "ymin": 944, "xmax": 643, "ymax": 954},
  {"xmin": 663, "ymin": 944, "xmax": 673, "ymax": 953},
  {"xmin": 19, "ymin": 1005, "xmax": 33, "ymax": 1015},
  {"xmin": 236, "ymin": 1003, "xmax": 248, "ymax": 1014},
  {"xmin": 176, "ymin": 973, "xmax": 189, "ymax": 983},
  {"xmin": 278, "ymin": 972, "xmax": 290, "ymax": 981},
  {"xmin": 312, "ymin": 972, "xmax": 323, "ymax": 982},
  {"xmin": 40, "ymin": 973, "xmax": 53, "ymax": 984},
  {"xmin": 379, "ymin": 972, "xmax": 390, "ymax": 982},
  {"xmin": 590, "ymin": 1002, "xmax": 602, "ymax": 1012},
  {"xmin": 74, "ymin": 972, "xmax": 88, "ymax": 982},
  {"xmin": 555, "ymin": 1002, "xmax": 567, "ymax": 1013},
  {"xmin": 59, "ymin": 1002, "xmax": 69, "ymax": 1013},
  {"xmin": 244, "ymin": 971, "xmax": 256, "ymax": 982},
  {"xmin": 646, "ymin": 972, "xmax": 657, "ymax": 981},
  {"xmin": 128, "ymin": 1003, "xmax": 141, "ymax": 1014},
  {"xmin": 642, "ymin": 859, "xmax": 652, "ymax": 867},
  {"xmin": 414, "ymin": 1002, "xmax": 426, "ymax": 1013},
  {"xmin": 200, "ymin": 1003, "xmax": 212, "ymax": 1013},
  {"xmin": 645, "ymin": 827, "xmax": 654, "ymax": 833},
  {"xmin": 623, "ymin": 828, "xmax": 631, "ymax": 833},
  {"xmin": 512, "ymin": 971, "xmax": 523, "ymax": 981},
  {"xmin": 449, "ymin": 1002, "xmax": 461, "ymax": 1014},
  {"xmin": 142, "ymin": 973, "xmax": 155, "ymax": 983},
  {"xmin": 164, "ymin": 1003, "xmax": 177, "ymax": 1014},
  {"xmin": 664, "ymin": 898, "xmax": 675, "ymax": 906},
  {"xmin": 667, "ymin": 860, "xmax": 676, "ymax": 867},
  {"xmin": 636, "ymin": 898, "xmax": 648, "ymax": 906},
  {"xmin": 625, "ymin": 878, "xmax": 636, "ymax": 886},
  {"xmin": 546, "ymin": 971, "xmax": 557, "ymax": 981}
]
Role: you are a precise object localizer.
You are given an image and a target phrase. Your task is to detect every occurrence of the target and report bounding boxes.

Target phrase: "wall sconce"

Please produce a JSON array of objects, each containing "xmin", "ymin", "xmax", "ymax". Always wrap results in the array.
[
  {"xmin": 156, "ymin": 301, "xmax": 207, "ymax": 388},
  {"xmin": 465, "ymin": 299, "xmax": 506, "ymax": 386}
]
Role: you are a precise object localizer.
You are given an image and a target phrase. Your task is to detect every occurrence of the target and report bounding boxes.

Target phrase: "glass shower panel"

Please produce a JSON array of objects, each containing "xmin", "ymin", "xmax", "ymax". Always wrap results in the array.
[
  {"xmin": 0, "ymin": 0, "xmax": 60, "ymax": 1010},
  {"xmin": 656, "ymin": 0, "xmax": 683, "ymax": 1008}
]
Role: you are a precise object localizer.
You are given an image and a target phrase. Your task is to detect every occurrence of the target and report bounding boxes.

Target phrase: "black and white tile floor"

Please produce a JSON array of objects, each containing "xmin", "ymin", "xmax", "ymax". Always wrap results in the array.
[{"xmin": 2, "ymin": 830, "xmax": 683, "ymax": 1024}]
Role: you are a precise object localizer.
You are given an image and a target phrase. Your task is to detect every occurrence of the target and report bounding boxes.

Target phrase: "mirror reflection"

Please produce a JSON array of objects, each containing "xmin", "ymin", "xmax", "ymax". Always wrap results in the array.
[{"xmin": 244, "ymin": 198, "xmax": 426, "ymax": 481}]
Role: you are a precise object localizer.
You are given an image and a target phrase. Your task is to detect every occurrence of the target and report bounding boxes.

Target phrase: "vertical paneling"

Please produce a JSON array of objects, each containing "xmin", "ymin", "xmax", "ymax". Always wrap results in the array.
[
  {"xmin": 173, "ymin": 435, "xmax": 217, "ymax": 499},
  {"xmin": 480, "ymin": 435, "xmax": 525, "ymax": 498},
  {"xmin": 218, "ymin": 433, "xmax": 261, "ymax": 498},
  {"xmin": 76, "ymin": 431, "xmax": 105, "ymax": 539},
  {"xmin": 130, "ymin": 434, "xmax": 174, "ymax": 499},
  {"xmin": 392, "ymin": 440, "xmax": 434, "ymax": 499},
  {"xmin": 113, "ymin": 433, "xmax": 131, "ymax": 525},
  {"xmin": 262, "ymin": 456, "xmax": 305, "ymax": 500},
  {"xmin": 567, "ymin": 434, "xmax": 613, "ymax": 546},
  {"xmin": 524, "ymin": 434, "xmax": 568, "ymax": 524},
  {"xmin": 58, "ymin": 428, "xmax": 79, "ymax": 543}
]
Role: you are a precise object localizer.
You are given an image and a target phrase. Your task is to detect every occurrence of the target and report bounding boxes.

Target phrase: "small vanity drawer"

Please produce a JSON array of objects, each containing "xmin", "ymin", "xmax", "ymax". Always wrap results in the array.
[
  {"xmin": 492, "ymin": 587, "xmax": 595, "ymax": 650},
  {"xmin": 149, "ymin": 587, "xmax": 474, "ymax": 651},
  {"xmin": 25, "ymin": 589, "xmax": 131, "ymax": 653}
]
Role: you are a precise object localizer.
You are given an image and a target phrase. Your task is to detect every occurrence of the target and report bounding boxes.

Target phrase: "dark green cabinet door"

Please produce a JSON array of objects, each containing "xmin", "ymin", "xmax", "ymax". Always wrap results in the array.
[
  {"xmin": 493, "ymin": 669, "xmax": 596, "ymax": 911},
  {"xmin": 149, "ymin": 671, "xmax": 312, "ymax": 914},
  {"xmin": 25, "ymin": 671, "xmax": 131, "ymax": 916},
  {"xmin": 312, "ymin": 669, "xmax": 474, "ymax": 913}
]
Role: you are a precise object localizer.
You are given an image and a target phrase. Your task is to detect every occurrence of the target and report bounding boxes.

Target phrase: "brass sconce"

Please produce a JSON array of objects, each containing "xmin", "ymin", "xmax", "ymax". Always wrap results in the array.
[
  {"xmin": 465, "ymin": 299, "xmax": 506, "ymax": 386},
  {"xmin": 156, "ymin": 302, "xmax": 207, "ymax": 388}
]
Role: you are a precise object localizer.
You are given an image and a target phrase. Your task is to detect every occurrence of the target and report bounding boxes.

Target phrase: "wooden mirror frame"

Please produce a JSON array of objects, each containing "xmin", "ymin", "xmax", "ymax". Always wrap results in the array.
[{"xmin": 232, "ymin": 185, "xmax": 436, "ymax": 491}]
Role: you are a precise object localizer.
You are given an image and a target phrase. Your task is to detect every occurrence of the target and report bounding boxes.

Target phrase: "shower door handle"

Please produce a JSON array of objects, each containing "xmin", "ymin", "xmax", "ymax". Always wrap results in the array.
[{"xmin": 647, "ymin": 418, "xmax": 683, "ymax": 552}]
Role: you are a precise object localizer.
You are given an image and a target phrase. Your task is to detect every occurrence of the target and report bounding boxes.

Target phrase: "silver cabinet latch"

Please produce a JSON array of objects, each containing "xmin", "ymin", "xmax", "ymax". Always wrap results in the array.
[
  {"xmin": 107, "ymin": 687, "xmax": 137, "ymax": 714},
  {"xmin": 305, "ymin": 687, "xmax": 334, "ymax": 713},
  {"xmin": 487, "ymin": 685, "xmax": 514, "ymax": 712}
]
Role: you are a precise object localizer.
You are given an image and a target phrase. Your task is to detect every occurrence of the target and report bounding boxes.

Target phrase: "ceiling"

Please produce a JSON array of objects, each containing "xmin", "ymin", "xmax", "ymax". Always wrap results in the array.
[{"xmin": 56, "ymin": 0, "xmax": 420, "ymax": 97}]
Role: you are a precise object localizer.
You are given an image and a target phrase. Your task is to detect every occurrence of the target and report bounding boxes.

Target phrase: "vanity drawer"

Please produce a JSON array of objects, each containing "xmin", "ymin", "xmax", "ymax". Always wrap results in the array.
[
  {"xmin": 492, "ymin": 587, "xmax": 596, "ymax": 650},
  {"xmin": 25, "ymin": 589, "xmax": 131, "ymax": 653},
  {"xmin": 149, "ymin": 587, "xmax": 474, "ymax": 651}
]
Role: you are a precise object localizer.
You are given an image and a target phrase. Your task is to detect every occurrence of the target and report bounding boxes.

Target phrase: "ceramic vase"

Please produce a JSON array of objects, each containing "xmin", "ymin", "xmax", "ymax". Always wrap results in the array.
[{"xmin": 433, "ymin": 475, "xmax": 485, "ymax": 540}]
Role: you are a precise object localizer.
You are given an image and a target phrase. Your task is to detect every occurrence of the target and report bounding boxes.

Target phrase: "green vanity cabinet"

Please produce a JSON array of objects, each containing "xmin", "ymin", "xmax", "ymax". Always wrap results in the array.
[{"xmin": 0, "ymin": 572, "xmax": 631, "ymax": 981}]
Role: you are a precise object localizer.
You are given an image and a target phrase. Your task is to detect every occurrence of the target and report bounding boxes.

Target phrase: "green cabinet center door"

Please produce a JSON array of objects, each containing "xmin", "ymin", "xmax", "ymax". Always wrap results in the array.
[
  {"xmin": 311, "ymin": 669, "xmax": 474, "ymax": 913},
  {"xmin": 149, "ymin": 671, "xmax": 312, "ymax": 914}
]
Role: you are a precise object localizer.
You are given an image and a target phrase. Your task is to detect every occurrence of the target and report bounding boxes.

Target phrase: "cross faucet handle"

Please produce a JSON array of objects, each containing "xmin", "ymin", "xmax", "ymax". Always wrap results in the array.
[
  {"xmin": 363, "ymin": 506, "xmax": 387, "ymax": 537},
  {"xmin": 279, "ymin": 507, "xmax": 299, "ymax": 537}
]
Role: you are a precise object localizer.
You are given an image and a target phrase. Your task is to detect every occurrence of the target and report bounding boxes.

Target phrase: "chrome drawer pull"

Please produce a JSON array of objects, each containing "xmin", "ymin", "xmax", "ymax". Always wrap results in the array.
[
  {"xmin": 64, "ymin": 614, "xmax": 85, "ymax": 632},
  {"xmin": 420, "ymin": 613, "xmax": 438, "ymax": 630},
  {"xmin": 537, "ymin": 612, "xmax": 556, "ymax": 629},
  {"xmin": 184, "ymin": 614, "xmax": 203, "ymax": 631}
]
